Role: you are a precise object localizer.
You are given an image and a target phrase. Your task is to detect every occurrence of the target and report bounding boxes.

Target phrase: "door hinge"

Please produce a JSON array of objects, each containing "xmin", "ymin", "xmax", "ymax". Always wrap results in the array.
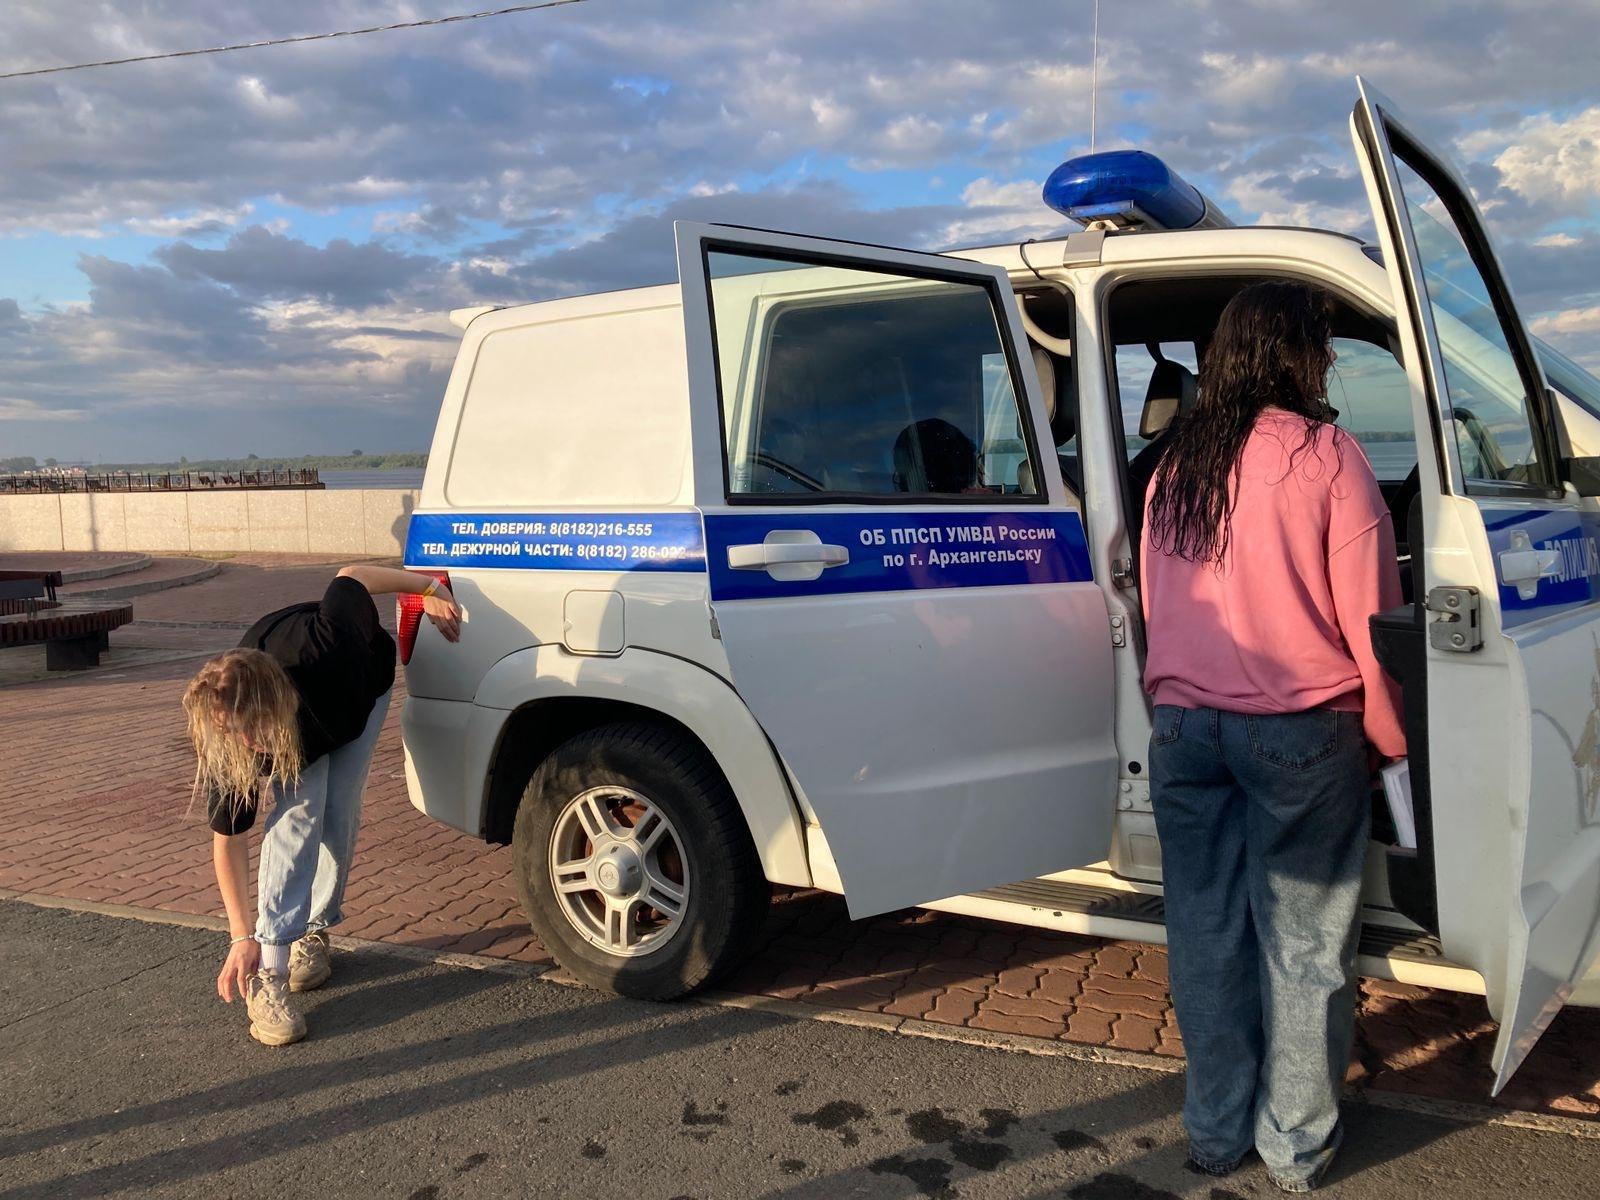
[
  {"xmin": 1424, "ymin": 585, "xmax": 1481, "ymax": 653},
  {"xmin": 708, "ymin": 610, "xmax": 722, "ymax": 640},
  {"xmin": 1110, "ymin": 557, "xmax": 1136, "ymax": 590},
  {"xmin": 1110, "ymin": 614, "xmax": 1127, "ymax": 647}
]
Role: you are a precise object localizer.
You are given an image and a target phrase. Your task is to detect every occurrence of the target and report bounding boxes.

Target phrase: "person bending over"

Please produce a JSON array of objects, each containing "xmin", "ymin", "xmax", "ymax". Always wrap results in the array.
[{"xmin": 182, "ymin": 565, "xmax": 460, "ymax": 1046}]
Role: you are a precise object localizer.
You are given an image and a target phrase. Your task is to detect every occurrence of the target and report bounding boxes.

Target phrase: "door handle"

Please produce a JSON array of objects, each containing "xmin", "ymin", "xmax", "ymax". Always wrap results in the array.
[
  {"xmin": 1498, "ymin": 530, "xmax": 1561, "ymax": 601},
  {"xmin": 727, "ymin": 542, "xmax": 850, "ymax": 570}
]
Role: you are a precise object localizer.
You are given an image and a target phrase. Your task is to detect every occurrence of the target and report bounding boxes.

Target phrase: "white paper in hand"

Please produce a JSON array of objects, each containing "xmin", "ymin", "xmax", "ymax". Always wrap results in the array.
[{"xmin": 1381, "ymin": 758, "xmax": 1416, "ymax": 850}]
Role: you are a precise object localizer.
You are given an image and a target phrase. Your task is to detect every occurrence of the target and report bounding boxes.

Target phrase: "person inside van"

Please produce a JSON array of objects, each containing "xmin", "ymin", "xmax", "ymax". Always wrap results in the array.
[
  {"xmin": 891, "ymin": 417, "xmax": 985, "ymax": 493},
  {"xmin": 182, "ymin": 565, "xmax": 461, "ymax": 1046},
  {"xmin": 1141, "ymin": 281, "xmax": 1405, "ymax": 1192}
]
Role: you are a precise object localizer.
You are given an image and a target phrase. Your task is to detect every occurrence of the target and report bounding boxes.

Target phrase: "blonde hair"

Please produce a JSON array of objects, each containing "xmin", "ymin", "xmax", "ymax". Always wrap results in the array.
[{"xmin": 182, "ymin": 649, "xmax": 302, "ymax": 818}]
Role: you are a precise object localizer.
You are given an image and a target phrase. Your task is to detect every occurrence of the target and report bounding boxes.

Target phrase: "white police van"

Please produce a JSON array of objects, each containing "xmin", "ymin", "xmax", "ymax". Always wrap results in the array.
[{"xmin": 400, "ymin": 81, "xmax": 1600, "ymax": 1093}]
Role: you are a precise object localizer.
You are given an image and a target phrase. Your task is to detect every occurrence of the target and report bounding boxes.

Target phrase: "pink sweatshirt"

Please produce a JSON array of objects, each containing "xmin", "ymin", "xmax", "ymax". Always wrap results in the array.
[{"xmin": 1141, "ymin": 409, "xmax": 1407, "ymax": 757}]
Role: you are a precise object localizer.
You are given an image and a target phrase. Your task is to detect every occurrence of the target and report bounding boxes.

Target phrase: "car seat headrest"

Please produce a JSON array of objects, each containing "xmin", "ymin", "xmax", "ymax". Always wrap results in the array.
[
  {"xmin": 1139, "ymin": 354, "xmax": 1198, "ymax": 439},
  {"xmin": 1029, "ymin": 342, "xmax": 1078, "ymax": 446},
  {"xmin": 1031, "ymin": 344, "xmax": 1057, "ymax": 423}
]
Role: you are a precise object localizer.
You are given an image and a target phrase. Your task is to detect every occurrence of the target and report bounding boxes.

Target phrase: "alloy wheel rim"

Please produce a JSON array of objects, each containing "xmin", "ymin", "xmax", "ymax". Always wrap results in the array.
[{"xmin": 548, "ymin": 786, "xmax": 690, "ymax": 957}]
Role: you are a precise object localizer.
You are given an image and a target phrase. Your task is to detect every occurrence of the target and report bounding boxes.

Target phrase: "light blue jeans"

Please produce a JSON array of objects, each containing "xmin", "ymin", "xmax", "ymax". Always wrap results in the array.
[
  {"xmin": 255, "ymin": 690, "xmax": 392, "ymax": 947},
  {"xmin": 1149, "ymin": 704, "xmax": 1369, "ymax": 1191}
]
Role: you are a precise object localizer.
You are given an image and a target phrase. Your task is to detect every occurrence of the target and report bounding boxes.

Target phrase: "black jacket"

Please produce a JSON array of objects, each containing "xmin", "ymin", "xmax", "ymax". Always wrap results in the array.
[{"xmin": 207, "ymin": 576, "xmax": 395, "ymax": 834}]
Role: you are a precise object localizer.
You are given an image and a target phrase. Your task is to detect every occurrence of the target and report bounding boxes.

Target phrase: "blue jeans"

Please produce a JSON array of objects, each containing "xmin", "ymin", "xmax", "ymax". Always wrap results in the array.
[
  {"xmin": 1149, "ymin": 704, "xmax": 1369, "ymax": 1190},
  {"xmin": 255, "ymin": 690, "xmax": 391, "ymax": 946}
]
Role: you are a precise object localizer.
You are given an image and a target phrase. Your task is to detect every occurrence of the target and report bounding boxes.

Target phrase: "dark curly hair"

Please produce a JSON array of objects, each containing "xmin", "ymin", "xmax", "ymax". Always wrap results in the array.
[{"xmin": 1146, "ymin": 280, "xmax": 1338, "ymax": 563}]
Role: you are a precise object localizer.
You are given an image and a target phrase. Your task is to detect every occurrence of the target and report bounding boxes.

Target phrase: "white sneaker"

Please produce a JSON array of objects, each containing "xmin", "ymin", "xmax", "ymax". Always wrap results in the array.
[
  {"xmin": 246, "ymin": 971, "xmax": 306, "ymax": 1046},
  {"xmin": 288, "ymin": 931, "xmax": 332, "ymax": 993}
]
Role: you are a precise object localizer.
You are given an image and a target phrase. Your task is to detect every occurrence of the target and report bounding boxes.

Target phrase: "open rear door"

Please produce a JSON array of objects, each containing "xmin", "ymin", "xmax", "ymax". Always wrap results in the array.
[
  {"xmin": 675, "ymin": 221, "xmax": 1119, "ymax": 919},
  {"xmin": 1352, "ymin": 79, "xmax": 1600, "ymax": 1090}
]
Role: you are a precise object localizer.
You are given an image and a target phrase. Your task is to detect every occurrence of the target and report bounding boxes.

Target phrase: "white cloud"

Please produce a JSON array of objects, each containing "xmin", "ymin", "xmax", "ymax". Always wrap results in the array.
[
  {"xmin": 1483, "ymin": 106, "xmax": 1600, "ymax": 212},
  {"xmin": 236, "ymin": 76, "xmax": 299, "ymax": 118},
  {"xmin": 125, "ymin": 205, "xmax": 253, "ymax": 238},
  {"xmin": 1223, "ymin": 171, "xmax": 1368, "ymax": 233},
  {"xmin": 938, "ymin": 176, "xmax": 1061, "ymax": 244},
  {"xmin": 0, "ymin": 398, "xmax": 85, "ymax": 422},
  {"xmin": 960, "ymin": 178, "xmax": 1040, "ymax": 209},
  {"xmin": 1531, "ymin": 305, "xmax": 1600, "ymax": 338},
  {"xmin": 809, "ymin": 95, "xmax": 854, "ymax": 135}
]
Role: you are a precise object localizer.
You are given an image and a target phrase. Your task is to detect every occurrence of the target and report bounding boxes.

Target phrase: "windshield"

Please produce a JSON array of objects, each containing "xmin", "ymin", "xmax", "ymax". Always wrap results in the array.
[
  {"xmin": 1538, "ymin": 338, "xmax": 1600, "ymax": 416},
  {"xmin": 1363, "ymin": 242, "xmax": 1600, "ymax": 458},
  {"xmin": 1392, "ymin": 157, "xmax": 1549, "ymax": 486}
]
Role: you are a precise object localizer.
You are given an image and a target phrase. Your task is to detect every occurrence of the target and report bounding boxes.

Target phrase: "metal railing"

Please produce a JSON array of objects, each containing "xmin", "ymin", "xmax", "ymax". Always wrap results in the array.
[{"xmin": 0, "ymin": 469, "xmax": 324, "ymax": 493}]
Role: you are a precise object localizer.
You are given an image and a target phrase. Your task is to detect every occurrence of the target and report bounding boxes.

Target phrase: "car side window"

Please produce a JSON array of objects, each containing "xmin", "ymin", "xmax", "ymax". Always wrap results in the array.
[
  {"xmin": 706, "ymin": 250, "xmax": 1041, "ymax": 500},
  {"xmin": 1328, "ymin": 338, "xmax": 1417, "ymax": 482}
]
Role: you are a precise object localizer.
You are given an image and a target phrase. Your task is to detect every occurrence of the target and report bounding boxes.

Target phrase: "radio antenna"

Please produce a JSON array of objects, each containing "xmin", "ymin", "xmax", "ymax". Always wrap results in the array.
[{"xmin": 1089, "ymin": 0, "xmax": 1100, "ymax": 152}]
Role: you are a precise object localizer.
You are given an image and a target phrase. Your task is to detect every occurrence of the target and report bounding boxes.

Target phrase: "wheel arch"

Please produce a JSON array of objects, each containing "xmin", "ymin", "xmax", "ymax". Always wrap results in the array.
[{"xmin": 474, "ymin": 644, "xmax": 813, "ymax": 888}]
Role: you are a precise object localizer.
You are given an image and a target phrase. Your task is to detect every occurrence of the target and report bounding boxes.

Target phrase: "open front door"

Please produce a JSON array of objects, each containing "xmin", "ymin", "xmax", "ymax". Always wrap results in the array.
[
  {"xmin": 675, "ymin": 221, "xmax": 1119, "ymax": 919},
  {"xmin": 1352, "ymin": 80, "xmax": 1600, "ymax": 1090}
]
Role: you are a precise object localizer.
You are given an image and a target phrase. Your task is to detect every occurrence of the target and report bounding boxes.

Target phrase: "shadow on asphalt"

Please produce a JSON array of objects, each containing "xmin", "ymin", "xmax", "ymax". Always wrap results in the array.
[
  {"xmin": 2, "ymin": 944, "xmax": 762, "ymax": 1199},
  {"xmin": 1, "ymin": 903, "xmax": 1577, "ymax": 1200}
]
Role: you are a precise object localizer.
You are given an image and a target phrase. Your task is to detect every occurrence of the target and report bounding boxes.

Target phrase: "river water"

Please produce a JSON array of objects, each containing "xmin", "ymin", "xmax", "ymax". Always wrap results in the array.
[{"xmin": 318, "ymin": 468, "xmax": 426, "ymax": 490}]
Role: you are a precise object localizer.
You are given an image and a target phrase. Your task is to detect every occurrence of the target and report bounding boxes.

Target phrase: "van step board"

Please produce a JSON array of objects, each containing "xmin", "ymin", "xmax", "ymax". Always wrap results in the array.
[{"xmin": 974, "ymin": 878, "xmax": 1449, "ymax": 964}]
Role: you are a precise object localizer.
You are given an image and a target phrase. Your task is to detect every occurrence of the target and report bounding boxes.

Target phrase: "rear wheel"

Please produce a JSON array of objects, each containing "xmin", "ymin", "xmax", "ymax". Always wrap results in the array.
[{"xmin": 512, "ymin": 721, "xmax": 770, "ymax": 999}]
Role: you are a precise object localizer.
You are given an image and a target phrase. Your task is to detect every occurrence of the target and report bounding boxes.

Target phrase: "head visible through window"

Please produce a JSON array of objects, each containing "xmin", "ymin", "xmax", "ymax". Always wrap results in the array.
[{"xmin": 892, "ymin": 418, "xmax": 980, "ymax": 494}]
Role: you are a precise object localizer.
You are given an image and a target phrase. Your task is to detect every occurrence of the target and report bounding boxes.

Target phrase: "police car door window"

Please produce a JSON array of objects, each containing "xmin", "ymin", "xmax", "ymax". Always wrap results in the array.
[
  {"xmin": 1329, "ymin": 338, "xmax": 1416, "ymax": 482},
  {"xmin": 706, "ymin": 250, "xmax": 1039, "ymax": 499},
  {"xmin": 1392, "ymin": 158, "xmax": 1551, "ymax": 489}
]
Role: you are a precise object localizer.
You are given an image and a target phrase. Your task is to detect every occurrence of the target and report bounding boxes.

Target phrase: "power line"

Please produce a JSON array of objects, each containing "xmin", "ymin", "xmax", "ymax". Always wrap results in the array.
[{"xmin": 0, "ymin": 0, "xmax": 590, "ymax": 82}]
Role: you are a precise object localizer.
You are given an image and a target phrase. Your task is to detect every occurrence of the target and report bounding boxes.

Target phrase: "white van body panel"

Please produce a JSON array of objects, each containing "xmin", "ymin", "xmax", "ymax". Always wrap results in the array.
[
  {"xmin": 406, "ymin": 286, "xmax": 699, "ymax": 703},
  {"xmin": 400, "ymin": 695, "xmax": 499, "ymax": 834},
  {"xmin": 471, "ymin": 643, "xmax": 813, "ymax": 887}
]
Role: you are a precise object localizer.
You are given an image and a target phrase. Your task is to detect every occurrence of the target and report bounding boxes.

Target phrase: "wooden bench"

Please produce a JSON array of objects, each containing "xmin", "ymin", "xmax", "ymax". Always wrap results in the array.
[
  {"xmin": 0, "ymin": 568, "xmax": 61, "ymax": 608},
  {"xmin": 0, "ymin": 572, "xmax": 133, "ymax": 670}
]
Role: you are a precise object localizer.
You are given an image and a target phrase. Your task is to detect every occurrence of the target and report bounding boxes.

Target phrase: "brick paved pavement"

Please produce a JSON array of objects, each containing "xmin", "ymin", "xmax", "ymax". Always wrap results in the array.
[{"xmin": 1, "ymin": 555, "xmax": 1596, "ymax": 1123}]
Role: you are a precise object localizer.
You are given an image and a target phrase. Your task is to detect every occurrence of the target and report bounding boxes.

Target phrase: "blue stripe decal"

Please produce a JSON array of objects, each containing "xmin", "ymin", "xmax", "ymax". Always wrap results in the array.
[
  {"xmin": 704, "ymin": 510, "xmax": 1091, "ymax": 601},
  {"xmin": 1481, "ymin": 505, "xmax": 1600, "ymax": 628},
  {"xmin": 404, "ymin": 512, "xmax": 706, "ymax": 572}
]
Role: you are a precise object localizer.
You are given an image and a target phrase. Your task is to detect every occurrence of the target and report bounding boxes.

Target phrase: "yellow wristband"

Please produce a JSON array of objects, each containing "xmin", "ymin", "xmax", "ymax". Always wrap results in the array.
[{"xmin": 420, "ymin": 578, "xmax": 438, "ymax": 599}]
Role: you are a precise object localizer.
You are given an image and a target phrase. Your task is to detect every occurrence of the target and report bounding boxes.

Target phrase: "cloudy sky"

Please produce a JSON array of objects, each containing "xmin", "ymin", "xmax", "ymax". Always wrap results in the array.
[{"xmin": 2, "ymin": 1, "xmax": 1598, "ymax": 461}]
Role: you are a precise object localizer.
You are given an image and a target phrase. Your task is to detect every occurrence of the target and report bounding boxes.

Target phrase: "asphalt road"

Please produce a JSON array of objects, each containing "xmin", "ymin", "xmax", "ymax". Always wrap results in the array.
[{"xmin": 1, "ymin": 902, "xmax": 1594, "ymax": 1200}]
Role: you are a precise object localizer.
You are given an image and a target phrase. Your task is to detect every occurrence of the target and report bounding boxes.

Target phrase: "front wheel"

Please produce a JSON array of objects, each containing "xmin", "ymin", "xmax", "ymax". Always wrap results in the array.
[{"xmin": 512, "ymin": 721, "xmax": 770, "ymax": 999}]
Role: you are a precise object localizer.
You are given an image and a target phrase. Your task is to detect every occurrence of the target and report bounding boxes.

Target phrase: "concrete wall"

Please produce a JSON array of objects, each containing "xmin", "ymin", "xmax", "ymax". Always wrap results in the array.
[{"xmin": 0, "ymin": 490, "xmax": 418, "ymax": 556}]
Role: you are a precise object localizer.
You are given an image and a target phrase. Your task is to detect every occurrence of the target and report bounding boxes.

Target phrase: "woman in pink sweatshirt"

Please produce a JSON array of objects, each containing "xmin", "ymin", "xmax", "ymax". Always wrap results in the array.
[{"xmin": 1141, "ymin": 281, "xmax": 1405, "ymax": 1193}]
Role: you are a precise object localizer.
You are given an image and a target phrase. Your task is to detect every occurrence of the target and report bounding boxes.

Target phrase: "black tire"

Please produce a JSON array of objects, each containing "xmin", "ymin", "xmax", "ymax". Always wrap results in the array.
[{"xmin": 511, "ymin": 720, "xmax": 770, "ymax": 999}]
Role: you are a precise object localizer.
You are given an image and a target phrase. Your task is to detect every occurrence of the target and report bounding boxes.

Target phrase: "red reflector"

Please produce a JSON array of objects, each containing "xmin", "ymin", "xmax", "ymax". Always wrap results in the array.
[{"xmin": 397, "ymin": 571, "xmax": 450, "ymax": 666}]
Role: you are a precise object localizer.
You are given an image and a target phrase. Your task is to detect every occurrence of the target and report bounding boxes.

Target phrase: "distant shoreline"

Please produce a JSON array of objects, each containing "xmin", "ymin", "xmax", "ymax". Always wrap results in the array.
[
  {"xmin": 13, "ymin": 431, "xmax": 1414, "ymax": 478},
  {"xmin": 38, "ymin": 454, "xmax": 429, "ymax": 474}
]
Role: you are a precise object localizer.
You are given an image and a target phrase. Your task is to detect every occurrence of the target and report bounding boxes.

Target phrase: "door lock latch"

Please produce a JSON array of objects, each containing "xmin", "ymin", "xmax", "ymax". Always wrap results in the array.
[{"xmin": 1424, "ymin": 585, "xmax": 1482, "ymax": 653}]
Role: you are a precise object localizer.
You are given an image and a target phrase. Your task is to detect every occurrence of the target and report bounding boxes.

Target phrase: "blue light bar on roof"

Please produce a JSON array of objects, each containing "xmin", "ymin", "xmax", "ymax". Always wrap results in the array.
[{"xmin": 1043, "ymin": 149, "xmax": 1232, "ymax": 231}]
